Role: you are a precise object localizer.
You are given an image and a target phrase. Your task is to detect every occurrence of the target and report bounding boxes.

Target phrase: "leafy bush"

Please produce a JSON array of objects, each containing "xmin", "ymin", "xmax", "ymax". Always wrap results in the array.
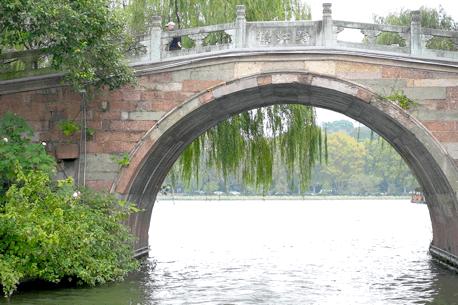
[
  {"xmin": 0, "ymin": 112, "xmax": 139, "ymax": 297},
  {"xmin": 113, "ymin": 152, "xmax": 130, "ymax": 167},
  {"xmin": 0, "ymin": 112, "xmax": 55, "ymax": 203},
  {"xmin": 58, "ymin": 120, "xmax": 81, "ymax": 137},
  {"xmin": 386, "ymin": 91, "xmax": 417, "ymax": 110},
  {"xmin": 0, "ymin": 168, "xmax": 139, "ymax": 297}
]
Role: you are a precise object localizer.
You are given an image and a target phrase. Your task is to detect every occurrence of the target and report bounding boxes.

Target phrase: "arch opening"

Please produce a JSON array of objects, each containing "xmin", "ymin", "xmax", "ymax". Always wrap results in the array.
[{"xmin": 115, "ymin": 72, "xmax": 458, "ymax": 263}]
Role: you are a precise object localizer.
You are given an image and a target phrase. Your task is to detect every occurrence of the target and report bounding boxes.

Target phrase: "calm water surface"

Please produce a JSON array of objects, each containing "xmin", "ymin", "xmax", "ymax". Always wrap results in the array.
[{"xmin": 4, "ymin": 200, "xmax": 458, "ymax": 304}]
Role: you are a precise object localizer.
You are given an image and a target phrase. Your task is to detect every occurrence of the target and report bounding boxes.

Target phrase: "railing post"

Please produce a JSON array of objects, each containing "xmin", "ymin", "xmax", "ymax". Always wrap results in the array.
[
  {"xmin": 410, "ymin": 10, "xmax": 422, "ymax": 56},
  {"xmin": 149, "ymin": 16, "xmax": 162, "ymax": 61},
  {"xmin": 235, "ymin": 5, "xmax": 246, "ymax": 48},
  {"xmin": 321, "ymin": 3, "xmax": 333, "ymax": 47}
]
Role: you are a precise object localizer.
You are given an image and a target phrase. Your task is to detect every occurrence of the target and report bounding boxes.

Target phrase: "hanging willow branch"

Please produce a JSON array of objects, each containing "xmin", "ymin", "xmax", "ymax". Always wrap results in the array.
[{"xmin": 175, "ymin": 105, "xmax": 325, "ymax": 192}]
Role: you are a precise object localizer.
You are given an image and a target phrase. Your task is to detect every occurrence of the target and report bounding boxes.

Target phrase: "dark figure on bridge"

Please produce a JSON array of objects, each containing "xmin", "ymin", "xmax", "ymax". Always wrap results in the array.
[{"xmin": 165, "ymin": 21, "xmax": 181, "ymax": 51}]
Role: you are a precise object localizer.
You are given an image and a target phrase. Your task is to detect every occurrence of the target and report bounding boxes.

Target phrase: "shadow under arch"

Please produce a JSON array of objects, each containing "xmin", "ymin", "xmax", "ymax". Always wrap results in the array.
[{"xmin": 113, "ymin": 71, "xmax": 458, "ymax": 265}]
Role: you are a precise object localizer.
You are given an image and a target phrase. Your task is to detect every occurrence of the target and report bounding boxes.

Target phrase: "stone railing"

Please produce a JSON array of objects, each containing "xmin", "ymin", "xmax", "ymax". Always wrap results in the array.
[
  {"xmin": 146, "ymin": 3, "xmax": 458, "ymax": 61},
  {"xmin": 2, "ymin": 3, "xmax": 458, "ymax": 80}
]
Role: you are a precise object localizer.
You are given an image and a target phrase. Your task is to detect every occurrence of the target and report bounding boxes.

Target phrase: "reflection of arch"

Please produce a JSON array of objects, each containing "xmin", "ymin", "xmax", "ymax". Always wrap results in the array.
[{"xmin": 113, "ymin": 71, "xmax": 458, "ymax": 261}]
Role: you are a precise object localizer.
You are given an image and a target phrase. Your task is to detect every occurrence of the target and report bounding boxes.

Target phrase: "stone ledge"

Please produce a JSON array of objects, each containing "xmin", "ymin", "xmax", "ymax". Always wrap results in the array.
[
  {"xmin": 430, "ymin": 244, "xmax": 458, "ymax": 272},
  {"xmin": 55, "ymin": 143, "xmax": 79, "ymax": 160}
]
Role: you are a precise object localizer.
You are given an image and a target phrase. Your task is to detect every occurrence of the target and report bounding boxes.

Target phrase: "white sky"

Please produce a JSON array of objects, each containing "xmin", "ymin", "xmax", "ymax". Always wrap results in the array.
[{"xmin": 309, "ymin": 0, "xmax": 458, "ymax": 124}]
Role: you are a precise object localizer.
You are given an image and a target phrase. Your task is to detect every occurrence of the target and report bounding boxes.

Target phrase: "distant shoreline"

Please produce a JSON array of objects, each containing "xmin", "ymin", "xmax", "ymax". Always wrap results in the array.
[{"xmin": 156, "ymin": 195, "xmax": 410, "ymax": 201}]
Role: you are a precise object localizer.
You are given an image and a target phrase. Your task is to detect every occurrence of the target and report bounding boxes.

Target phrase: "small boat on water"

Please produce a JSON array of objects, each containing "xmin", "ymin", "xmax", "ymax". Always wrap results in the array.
[{"xmin": 411, "ymin": 188, "xmax": 426, "ymax": 204}]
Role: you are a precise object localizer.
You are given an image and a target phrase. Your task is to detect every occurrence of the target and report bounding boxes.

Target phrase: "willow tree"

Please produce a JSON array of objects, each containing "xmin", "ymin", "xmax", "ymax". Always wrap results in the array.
[
  {"xmin": 375, "ymin": 7, "xmax": 457, "ymax": 51},
  {"xmin": 126, "ymin": 0, "xmax": 324, "ymax": 193}
]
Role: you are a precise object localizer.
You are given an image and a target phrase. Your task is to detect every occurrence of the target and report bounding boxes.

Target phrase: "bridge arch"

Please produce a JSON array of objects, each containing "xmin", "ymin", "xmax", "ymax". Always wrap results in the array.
[{"xmin": 113, "ymin": 71, "xmax": 458, "ymax": 262}]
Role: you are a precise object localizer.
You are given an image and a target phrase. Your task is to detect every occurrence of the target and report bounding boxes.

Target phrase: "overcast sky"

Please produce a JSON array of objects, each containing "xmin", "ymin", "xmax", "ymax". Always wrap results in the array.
[{"xmin": 308, "ymin": 0, "xmax": 458, "ymax": 124}]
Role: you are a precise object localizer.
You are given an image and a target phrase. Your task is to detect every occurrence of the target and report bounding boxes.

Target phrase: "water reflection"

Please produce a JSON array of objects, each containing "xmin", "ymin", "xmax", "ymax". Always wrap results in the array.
[{"xmin": 3, "ymin": 200, "xmax": 458, "ymax": 305}]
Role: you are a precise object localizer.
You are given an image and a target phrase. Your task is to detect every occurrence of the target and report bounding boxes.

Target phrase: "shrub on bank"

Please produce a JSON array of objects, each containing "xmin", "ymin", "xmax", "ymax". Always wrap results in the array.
[{"xmin": 0, "ymin": 113, "xmax": 139, "ymax": 297}]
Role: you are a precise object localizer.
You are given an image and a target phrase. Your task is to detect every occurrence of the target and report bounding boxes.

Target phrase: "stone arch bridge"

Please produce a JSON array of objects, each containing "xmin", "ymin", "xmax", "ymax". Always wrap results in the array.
[{"xmin": 1, "ymin": 4, "xmax": 458, "ymax": 267}]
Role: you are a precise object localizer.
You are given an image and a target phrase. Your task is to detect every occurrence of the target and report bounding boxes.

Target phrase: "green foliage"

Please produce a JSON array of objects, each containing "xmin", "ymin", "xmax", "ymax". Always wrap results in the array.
[
  {"xmin": 113, "ymin": 153, "xmax": 130, "ymax": 167},
  {"xmin": 126, "ymin": 0, "xmax": 310, "ymax": 33},
  {"xmin": 374, "ymin": 7, "xmax": 457, "ymax": 50},
  {"xmin": 0, "ymin": 168, "xmax": 139, "ymax": 297},
  {"xmin": 173, "ymin": 105, "xmax": 324, "ymax": 193},
  {"xmin": 86, "ymin": 127, "xmax": 96, "ymax": 139},
  {"xmin": 385, "ymin": 90, "xmax": 417, "ymax": 110},
  {"xmin": 317, "ymin": 132, "xmax": 366, "ymax": 194},
  {"xmin": 0, "ymin": 113, "xmax": 138, "ymax": 296},
  {"xmin": 0, "ymin": 112, "xmax": 55, "ymax": 203},
  {"xmin": 58, "ymin": 120, "xmax": 81, "ymax": 137},
  {"xmin": 0, "ymin": 0, "xmax": 135, "ymax": 90}
]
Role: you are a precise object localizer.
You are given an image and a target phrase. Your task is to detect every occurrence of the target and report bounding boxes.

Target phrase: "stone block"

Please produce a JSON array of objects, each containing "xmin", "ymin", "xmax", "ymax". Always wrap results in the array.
[
  {"xmin": 85, "ymin": 171, "xmax": 118, "ymax": 181},
  {"xmin": 413, "ymin": 79, "xmax": 458, "ymax": 87},
  {"xmin": 182, "ymin": 80, "xmax": 224, "ymax": 92},
  {"xmin": 336, "ymin": 62, "xmax": 382, "ymax": 79},
  {"xmin": 128, "ymin": 111, "xmax": 165, "ymax": 121},
  {"xmin": 311, "ymin": 76, "xmax": 358, "ymax": 96},
  {"xmin": 304, "ymin": 61, "xmax": 336, "ymax": 76},
  {"xmin": 381, "ymin": 67, "xmax": 432, "ymax": 79},
  {"xmin": 272, "ymin": 74, "xmax": 299, "ymax": 84},
  {"xmin": 356, "ymin": 79, "xmax": 407, "ymax": 96},
  {"xmin": 417, "ymin": 110, "xmax": 458, "ymax": 121},
  {"xmin": 257, "ymin": 75, "xmax": 272, "ymax": 86},
  {"xmin": 403, "ymin": 87, "xmax": 446, "ymax": 100},
  {"xmin": 234, "ymin": 62, "xmax": 261, "ymax": 78},
  {"xmin": 86, "ymin": 154, "xmax": 120, "ymax": 172},
  {"xmin": 85, "ymin": 180, "xmax": 113, "ymax": 192},
  {"xmin": 110, "ymin": 120, "xmax": 156, "ymax": 131},
  {"xmin": 422, "ymin": 121, "xmax": 456, "ymax": 132},
  {"xmin": 443, "ymin": 143, "xmax": 458, "ymax": 159},
  {"xmin": 55, "ymin": 143, "xmax": 79, "ymax": 160},
  {"xmin": 188, "ymin": 63, "xmax": 235, "ymax": 81}
]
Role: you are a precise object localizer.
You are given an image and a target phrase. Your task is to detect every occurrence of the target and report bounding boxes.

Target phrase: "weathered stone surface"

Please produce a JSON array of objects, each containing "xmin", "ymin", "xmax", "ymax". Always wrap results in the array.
[
  {"xmin": 412, "ymin": 79, "xmax": 458, "ymax": 87},
  {"xmin": 336, "ymin": 62, "xmax": 382, "ymax": 79},
  {"xmin": 443, "ymin": 143, "xmax": 458, "ymax": 159},
  {"xmin": 182, "ymin": 80, "xmax": 224, "ymax": 92},
  {"xmin": 356, "ymin": 79, "xmax": 407, "ymax": 96},
  {"xmin": 125, "ymin": 111, "xmax": 166, "ymax": 121},
  {"xmin": 305, "ymin": 61, "xmax": 336, "ymax": 75},
  {"xmin": 86, "ymin": 180, "xmax": 113, "ymax": 192},
  {"xmin": 234, "ymin": 62, "xmax": 261, "ymax": 78},
  {"xmin": 85, "ymin": 153, "xmax": 121, "ymax": 173},
  {"xmin": 403, "ymin": 87, "xmax": 447, "ymax": 100},
  {"xmin": 55, "ymin": 143, "xmax": 79, "ymax": 160}
]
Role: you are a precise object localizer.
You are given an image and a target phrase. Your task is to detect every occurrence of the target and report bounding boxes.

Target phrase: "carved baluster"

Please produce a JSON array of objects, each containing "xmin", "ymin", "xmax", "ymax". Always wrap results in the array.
[
  {"xmin": 190, "ymin": 33, "xmax": 208, "ymax": 47},
  {"xmin": 410, "ymin": 10, "xmax": 421, "ymax": 55},
  {"xmin": 321, "ymin": 3, "xmax": 334, "ymax": 46},
  {"xmin": 361, "ymin": 29, "xmax": 381, "ymax": 45},
  {"xmin": 235, "ymin": 5, "xmax": 246, "ymax": 48},
  {"xmin": 333, "ymin": 26, "xmax": 344, "ymax": 41},
  {"xmin": 149, "ymin": 15, "xmax": 162, "ymax": 60}
]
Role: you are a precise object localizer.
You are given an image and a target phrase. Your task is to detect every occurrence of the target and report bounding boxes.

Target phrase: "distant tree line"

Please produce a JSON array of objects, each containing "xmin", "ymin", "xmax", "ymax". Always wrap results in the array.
[{"xmin": 163, "ymin": 120, "xmax": 419, "ymax": 196}]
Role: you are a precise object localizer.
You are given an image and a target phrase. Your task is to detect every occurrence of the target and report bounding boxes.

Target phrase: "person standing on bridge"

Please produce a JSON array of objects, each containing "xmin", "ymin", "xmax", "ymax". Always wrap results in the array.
[{"xmin": 165, "ymin": 21, "xmax": 182, "ymax": 51}]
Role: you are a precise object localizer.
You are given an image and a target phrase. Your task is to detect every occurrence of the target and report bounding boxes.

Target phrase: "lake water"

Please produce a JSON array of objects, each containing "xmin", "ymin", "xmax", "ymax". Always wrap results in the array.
[{"xmin": 4, "ymin": 200, "xmax": 458, "ymax": 304}]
